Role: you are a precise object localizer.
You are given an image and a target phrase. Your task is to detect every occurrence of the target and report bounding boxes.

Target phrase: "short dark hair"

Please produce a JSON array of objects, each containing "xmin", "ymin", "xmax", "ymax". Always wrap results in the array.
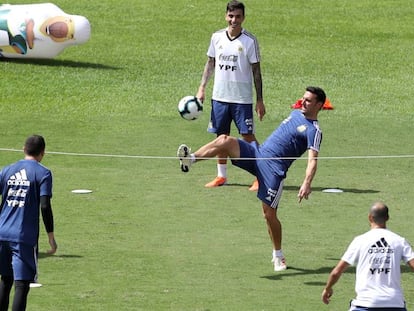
[
  {"xmin": 24, "ymin": 135, "xmax": 46, "ymax": 156},
  {"xmin": 370, "ymin": 201, "xmax": 389, "ymax": 225},
  {"xmin": 306, "ymin": 86, "xmax": 326, "ymax": 104},
  {"xmin": 227, "ymin": 0, "xmax": 245, "ymax": 15}
]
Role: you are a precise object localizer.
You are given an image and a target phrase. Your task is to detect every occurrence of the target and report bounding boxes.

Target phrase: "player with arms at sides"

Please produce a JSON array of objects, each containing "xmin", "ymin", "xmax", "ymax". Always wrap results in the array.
[
  {"xmin": 178, "ymin": 86, "xmax": 325, "ymax": 271},
  {"xmin": 196, "ymin": 0, "xmax": 266, "ymax": 190},
  {"xmin": 0, "ymin": 135, "xmax": 57, "ymax": 311},
  {"xmin": 322, "ymin": 201, "xmax": 414, "ymax": 310}
]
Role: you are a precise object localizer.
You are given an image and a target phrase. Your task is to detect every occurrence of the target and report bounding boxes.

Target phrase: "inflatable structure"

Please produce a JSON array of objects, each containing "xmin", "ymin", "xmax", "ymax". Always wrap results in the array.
[{"xmin": 0, "ymin": 3, "xmax": 90, "ymax": 58}]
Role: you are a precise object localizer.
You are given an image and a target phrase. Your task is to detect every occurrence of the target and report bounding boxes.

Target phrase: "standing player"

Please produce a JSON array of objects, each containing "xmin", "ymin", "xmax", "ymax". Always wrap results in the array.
[
  {"xmin": 196, "ymin": 0, "xmax": 266, "ymax": 190},
  {"xmin": 0, "ymin": 135, "xmax": 57, "ymax": 311},
  {"xmin": 322, "ymin": 201, "xmax": 414, "ymax": 310},
  {"xmin": 178, "ymin": 86, "xmax": 326, "ymax": 271}
]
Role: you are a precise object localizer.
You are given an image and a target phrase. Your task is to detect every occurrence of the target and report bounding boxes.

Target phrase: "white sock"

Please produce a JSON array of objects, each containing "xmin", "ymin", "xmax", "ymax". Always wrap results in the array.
[
  {"xmin": 190, "ymin": 154, "xmax": 196, "ymax": 163},
  {"xmin": 217, "ymin": 164, "xmax": 227, "ymax": 178},
  {"xmin": 273, "ymin": 249, "xmax": 283, "ymax": 258}
]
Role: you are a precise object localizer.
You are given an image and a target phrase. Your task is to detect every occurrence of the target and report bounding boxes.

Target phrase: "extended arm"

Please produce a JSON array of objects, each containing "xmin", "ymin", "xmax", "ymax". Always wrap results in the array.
[
  {"xmin": 252, "ymin": 62, "xmax": 265, "ymax": 120},
  {"xmin": 298, "ymin": 148, "xmax": 319, "ymax": 202},
  {"xmin": 196, "ymin": 57, "xmax": 215, "ymax": 103},
  {"xmin": 322, "ymin": 260, "xmax": 350, "ymax": 304},
  {"xmin": 40, "ymin": 196, "xmax": 57, "ymax": 254}
]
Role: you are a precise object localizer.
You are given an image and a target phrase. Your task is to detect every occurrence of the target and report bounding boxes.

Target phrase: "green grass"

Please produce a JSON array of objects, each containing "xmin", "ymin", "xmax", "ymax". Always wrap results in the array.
[{"xmin": 1, "ymin": 0, "xmax": 414, "ymax": 310}]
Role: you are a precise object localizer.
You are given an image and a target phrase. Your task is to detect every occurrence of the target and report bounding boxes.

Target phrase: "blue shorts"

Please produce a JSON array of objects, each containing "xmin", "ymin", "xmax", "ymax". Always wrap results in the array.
[
  {"xmin": 231, "ymin": 139, "xmax": 284, "ymax": 208},
  {"xmin": 0, "ymin": 241, "xmax": 38, "ymax": 281},
  {"xmin": 208, "ymin": 100, "xmax": 255, "ymax": 135}
]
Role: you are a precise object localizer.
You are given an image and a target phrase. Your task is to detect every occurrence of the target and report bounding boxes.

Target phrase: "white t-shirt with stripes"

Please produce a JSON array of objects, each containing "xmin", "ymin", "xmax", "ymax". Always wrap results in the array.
[{"xmin": 207, "ymin": 28, "xmax": 260, "ymax": 104}]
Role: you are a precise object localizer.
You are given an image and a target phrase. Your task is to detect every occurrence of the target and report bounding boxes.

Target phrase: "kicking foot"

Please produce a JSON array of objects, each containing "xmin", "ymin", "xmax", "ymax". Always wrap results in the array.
[{"xmin": 177, "ymin": 144, "xmax": 191, "ymax": 172}]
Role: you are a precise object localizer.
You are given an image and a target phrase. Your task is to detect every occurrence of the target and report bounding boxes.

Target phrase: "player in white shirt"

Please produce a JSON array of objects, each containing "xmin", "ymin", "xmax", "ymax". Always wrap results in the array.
[
  {"xmin": 196, "ymin": 0, "xmax": 266, "ymax": 190},
  {"xmin": 322, "ymin": 201, "xmax": 414, "ymax": 310},
  {"xmin": 208, "ymin": 28, "xmax": 259, "ymax": 104}
]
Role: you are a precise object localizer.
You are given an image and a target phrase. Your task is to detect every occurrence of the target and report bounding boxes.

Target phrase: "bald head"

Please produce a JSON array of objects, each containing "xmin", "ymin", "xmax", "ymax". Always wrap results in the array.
[{"xmin": 369, "ymin": 201, "xmax": 389, "ymax": 226}]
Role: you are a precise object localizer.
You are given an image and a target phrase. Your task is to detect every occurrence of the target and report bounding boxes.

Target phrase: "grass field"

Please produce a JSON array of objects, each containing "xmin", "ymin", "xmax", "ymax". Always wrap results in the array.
[{"xmin": 1, "ymin": 0, "xmax": 414, "ymax": 310}]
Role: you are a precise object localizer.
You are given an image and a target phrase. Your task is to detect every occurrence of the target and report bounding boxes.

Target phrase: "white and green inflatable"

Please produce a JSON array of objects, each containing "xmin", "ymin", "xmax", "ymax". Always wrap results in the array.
[{"xmin": 0, "ymin": 3, "xmax": 90, "ymax": 58}]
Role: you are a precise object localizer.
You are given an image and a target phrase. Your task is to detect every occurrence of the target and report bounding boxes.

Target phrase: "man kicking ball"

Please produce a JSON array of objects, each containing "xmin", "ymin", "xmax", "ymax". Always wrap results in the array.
[{"xmin": 177, "ymin": 86, "xmax": 326, "ymax": 272}]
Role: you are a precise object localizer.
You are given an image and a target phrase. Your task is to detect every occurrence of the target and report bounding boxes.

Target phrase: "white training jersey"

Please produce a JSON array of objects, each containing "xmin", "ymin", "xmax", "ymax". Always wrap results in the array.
[
  {"xmin": 207, "ymin": 28, "xmax": 260, "ymax": 104},
  {"xmin": 342, "ymin": 228, "xmax": 414, "ymax": 308}
]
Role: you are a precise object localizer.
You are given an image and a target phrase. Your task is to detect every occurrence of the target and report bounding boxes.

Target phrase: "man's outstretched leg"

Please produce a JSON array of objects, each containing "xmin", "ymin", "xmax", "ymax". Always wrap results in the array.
[{"xmin": 177, "ymin": 135, "xmax": 241, "ymax": 172}]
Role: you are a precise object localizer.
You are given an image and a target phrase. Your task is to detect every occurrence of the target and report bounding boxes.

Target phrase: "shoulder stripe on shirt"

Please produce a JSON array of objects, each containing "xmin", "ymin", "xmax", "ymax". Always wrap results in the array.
[
  {"xmin": 312, "ymin": 123, "xmax": 322, "ymax": 152},
  {"xmin": 242, "ymin": 29, "xmax": 260, "ymax": 61}
]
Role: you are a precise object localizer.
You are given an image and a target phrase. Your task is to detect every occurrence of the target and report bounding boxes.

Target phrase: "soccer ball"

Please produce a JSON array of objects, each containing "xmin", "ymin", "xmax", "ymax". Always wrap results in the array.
[{"xmin": 178, "ymin": 96, "xmax": 203, "ymax": 120}]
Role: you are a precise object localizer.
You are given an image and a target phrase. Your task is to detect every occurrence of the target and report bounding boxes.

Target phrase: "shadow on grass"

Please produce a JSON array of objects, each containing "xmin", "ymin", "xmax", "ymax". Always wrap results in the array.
[
  {"xmin": 225, "ymin": 182, "xmax": 254, "ymax": 188},
  {"xmin": 262, "ymin": 264, "xmax": 412, "ymax": 283},
  {"xmin": 261, "ymin": 265, "xmax": 356, "ymax": 282},
  {"xmin": 225, "ymin": 183, "xmax": 379, "ymax": 194},
  {"xmin": 38, "ymin": 252, "xmax": 83, "ymax": 259},
  {"xmin": 309, "ymin": 186, "xmax": 380, "ymax": 194},
  {"xmin": 0, "ymin": 57, "xmax": 119, "ymax": 70}
]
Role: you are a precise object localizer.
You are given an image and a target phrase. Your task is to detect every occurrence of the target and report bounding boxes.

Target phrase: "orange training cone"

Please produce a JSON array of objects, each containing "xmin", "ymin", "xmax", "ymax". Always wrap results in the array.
[
  {"xmin": 322, "ymin": 98, "xmax": 333, "ymax": 110},
  {"xmin": 291, "ymin": 98, "xmax": 334, "ymax": 110}
]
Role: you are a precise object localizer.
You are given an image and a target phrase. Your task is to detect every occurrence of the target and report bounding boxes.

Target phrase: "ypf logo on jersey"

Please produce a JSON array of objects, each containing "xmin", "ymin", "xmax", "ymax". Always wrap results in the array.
[
  {"xmin": 6, "ymin": 169, "xmax": 30, "ymax": 208},
  {"xmin": 368, "ymin": 237, "xmax": 393, "ymax": 275},
  {"xmin": 218, "ymin": 53, "xmax": 238, "ymax": 71}
]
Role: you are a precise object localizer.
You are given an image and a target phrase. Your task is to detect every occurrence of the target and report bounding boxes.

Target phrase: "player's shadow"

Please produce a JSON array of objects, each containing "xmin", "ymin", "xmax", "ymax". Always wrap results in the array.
[
  {"xmin": 261, "ymin": 264, "xmax": 412, "ymax": 283},
  {"xmin": 0, "ymin": 57, "xmax": 119, "ymax": 70},
  {"xmin": 308, "ymin": 186, "xmax": 380, "ymax": 194},
  {"xmin": 225, "ymin": 183, "xmax": 379, "ymax": 194},
  {"xmin": 225, "ymin": 182, "xmax": 256, "ymax": 188},
  {"xmin": 38, "ymin": 252, "xmax": 83, "ymax": 259},
  {"xmin": 260, "ymin": 265, "xmax": 356, "ymax": 282}
]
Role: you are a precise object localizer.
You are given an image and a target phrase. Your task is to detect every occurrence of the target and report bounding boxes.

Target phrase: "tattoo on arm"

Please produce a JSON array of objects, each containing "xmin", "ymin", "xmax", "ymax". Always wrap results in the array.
[
  {"xmin": 252, "ymin": 63, "xmax": 263, "ymax": 101},
  {"xmin": 200, "ymin": 57, "xmax": 215, "ymax": 88}
]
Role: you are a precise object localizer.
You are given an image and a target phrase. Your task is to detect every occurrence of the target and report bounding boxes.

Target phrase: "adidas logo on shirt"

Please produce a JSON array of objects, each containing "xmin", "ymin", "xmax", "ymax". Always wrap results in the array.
[
  {"xmin": 7, "ymin": 169, "xmax": 30, "ymax": 186},
  {"xmin": 368, "ymin": 237, "xmax": 394, "ymax": 254},
  {"xmin": 6, "ymin": 169, "xmax": 30, "ymax": 208}
]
